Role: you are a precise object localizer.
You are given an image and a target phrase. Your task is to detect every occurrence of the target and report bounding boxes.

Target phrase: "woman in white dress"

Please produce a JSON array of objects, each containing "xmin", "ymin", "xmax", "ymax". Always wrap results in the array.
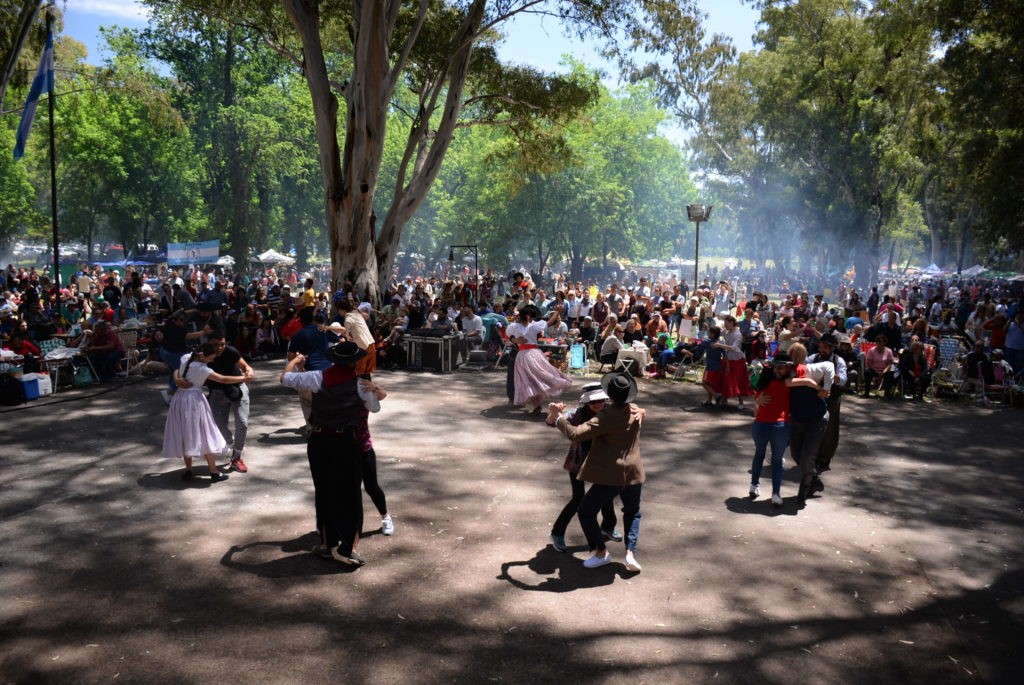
[
  {"xmin": 162, "ymin": 342, "xmax": 252, "ymax": 481},
  {"xmin": 511, "ymin": 305, "xmax": 572, "ymax": 414}
]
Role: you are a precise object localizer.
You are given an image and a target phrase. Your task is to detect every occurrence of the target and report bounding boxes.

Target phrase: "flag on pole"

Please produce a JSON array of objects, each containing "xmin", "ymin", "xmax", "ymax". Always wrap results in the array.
[{"xmin": 13, "ymin": 27, "xmax": 54, "ymax": 160}]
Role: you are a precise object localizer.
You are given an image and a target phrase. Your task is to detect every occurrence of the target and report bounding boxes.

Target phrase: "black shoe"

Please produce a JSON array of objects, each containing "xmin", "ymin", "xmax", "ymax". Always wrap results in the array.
[
  {"xmin": 815, "ymin": 463, "xmax": 831, "ymax": 473},
  {"xmin": 797, "ymin": 482, "xmax": 810, "ymax": 507},
  {"xmin": 809, "ymin": 477, "xmax": 825, "ymax": 497},
  {"xmin": 210, "ymin": 472, "xmax": 229, "ymax": 483},
  {"xmin": 181, "ymin": 469, "xmax": 193, "ymax": 481},
  {"xmin": 601, "ymin": 529, "xmax": 623, "ymax": 542}
]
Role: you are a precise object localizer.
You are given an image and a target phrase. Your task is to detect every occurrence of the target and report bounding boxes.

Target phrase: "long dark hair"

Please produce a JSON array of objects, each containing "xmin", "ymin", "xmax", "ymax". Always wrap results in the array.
[{"xmin": 183, "ymin": 342, "xmax": 218, "ymax": 377}]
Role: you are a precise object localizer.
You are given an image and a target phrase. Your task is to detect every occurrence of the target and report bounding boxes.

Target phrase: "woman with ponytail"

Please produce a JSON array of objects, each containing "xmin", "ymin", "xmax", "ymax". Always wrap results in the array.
[{"xmin": 162, "ymin": 342, "xmax": 252, "ymax": 481}]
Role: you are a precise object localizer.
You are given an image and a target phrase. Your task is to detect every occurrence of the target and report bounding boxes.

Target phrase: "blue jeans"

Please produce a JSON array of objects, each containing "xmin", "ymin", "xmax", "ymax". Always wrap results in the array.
[
  {"xmin": 579, "ymin": 483, "xmax": 642, "ymax": 553},
  {"xmin": 160, "ymin": 348, "xmax": 184, "ymax": 392},
  {"xmin": 751, "ymin": 421, "xmax": 789, "ymax": 495}
]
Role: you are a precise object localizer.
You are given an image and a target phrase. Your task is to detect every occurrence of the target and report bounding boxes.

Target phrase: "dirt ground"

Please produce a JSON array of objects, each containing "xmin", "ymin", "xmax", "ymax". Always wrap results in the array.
[{"xmin": 1, "ymin": 363, "xmax": 1021, "ymax": 684}]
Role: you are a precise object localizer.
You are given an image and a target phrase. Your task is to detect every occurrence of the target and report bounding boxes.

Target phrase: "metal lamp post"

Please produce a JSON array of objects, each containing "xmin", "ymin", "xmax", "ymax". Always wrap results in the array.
[
  {"xmin": 686, "ymin": 204, "xmax": 713, "ymax": 289},
  {"xmin": 448, "ymin": 244, "xmax": 479, "ymax": 301}
]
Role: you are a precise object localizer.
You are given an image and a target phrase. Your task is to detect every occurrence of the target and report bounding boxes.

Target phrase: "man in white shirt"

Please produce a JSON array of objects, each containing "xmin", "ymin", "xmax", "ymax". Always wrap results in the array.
[{"xmin": 458, "ymin": 305, "xmax": 485, "ymax": 363}]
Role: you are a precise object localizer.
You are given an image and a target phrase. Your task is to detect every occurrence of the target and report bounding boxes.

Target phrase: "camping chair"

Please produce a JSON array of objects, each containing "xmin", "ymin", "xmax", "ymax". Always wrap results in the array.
[
  {"xmin": 568, "ymin": 343, "xmax": 587, "ymax": 376},
  {"xmin": 981, "ymin": 362, "xmax": 1012, "ymax": 404},
  {"xmin": 494, "ymin": 327, "xmax": 514, "ymax": 369},
  {"xmin": 117, "ymin": 329, "xmax": 144, "ymax": 376}
]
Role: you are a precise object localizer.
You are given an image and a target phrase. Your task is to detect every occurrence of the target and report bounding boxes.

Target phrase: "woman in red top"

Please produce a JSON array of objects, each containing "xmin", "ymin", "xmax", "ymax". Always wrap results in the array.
[{"xmin": 748, "ymin": 353, "xmax": 793, "ymax": 507}]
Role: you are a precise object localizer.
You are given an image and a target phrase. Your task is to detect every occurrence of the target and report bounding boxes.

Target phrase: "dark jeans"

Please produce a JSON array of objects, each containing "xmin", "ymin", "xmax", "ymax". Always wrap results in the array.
[
  {"xmin": 551, "ymin": 471, "xmax": 616, "ymax": 537},
  {"xmin": 307, "ymin": 431, "xmax": 363, "ymax": 555},
  {"xmin": 902, "ymin": 372, "xmax": 932, "ymax": 399},
  {"xmin": 505, "ymin": 347, "xmax": 518, "ymax": 401},
  {"xmin": 863, "ymin": 368, "xmax": 894, "ymax": 397},
  {"xmin": 816, "ymin": 391, "xmax": 842, "ymax": 470},
  {"xmin": 791, "ymin": 416, "xmax": 828, "ymax": 485},
  {"xmin": 361, "ymin": 449, "xmax": 388, "ymax": 516},
  {"xmin": 579, "ymin": 483, "xmax": 642, "ymax": 553},
  {"xmin": 88, "ymin": 350, "xmax": 121, "ymax": 382}
]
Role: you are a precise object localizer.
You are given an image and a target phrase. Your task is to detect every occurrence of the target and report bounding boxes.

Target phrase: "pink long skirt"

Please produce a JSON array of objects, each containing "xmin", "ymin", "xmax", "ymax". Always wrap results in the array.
[
  {"xmin": 513, "ymin": 348, "xmax": 572, "ymax": 406},
  {"xmin": 162, "ymin": 388, "xmax": 228, "ymax": 459}
]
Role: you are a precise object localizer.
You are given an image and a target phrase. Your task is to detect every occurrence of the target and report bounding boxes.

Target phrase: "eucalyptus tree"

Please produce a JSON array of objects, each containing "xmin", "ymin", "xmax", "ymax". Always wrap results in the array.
[
  {"xmin": 143, "ymin": 0, "xmax": 713, "ymax": 301},
  {"xmin": 0, "ymin": 0, "xmax": 45, "ymax": 111}
]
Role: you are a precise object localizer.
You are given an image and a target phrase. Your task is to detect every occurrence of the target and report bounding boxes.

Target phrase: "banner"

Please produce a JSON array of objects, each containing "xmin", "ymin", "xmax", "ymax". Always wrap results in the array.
[
  {"xmin": 14, "ymin": 28, "xmax": 54, "ymax": 160},
  {"xmin": 167, "ymin": 239, "xmax": 220, "ymax": 265}
]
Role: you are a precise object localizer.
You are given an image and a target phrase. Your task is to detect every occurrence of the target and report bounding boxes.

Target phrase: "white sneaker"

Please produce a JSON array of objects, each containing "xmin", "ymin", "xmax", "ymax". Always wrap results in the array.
[
  {"xmin": 772, "ymin": 493, "xmax": 783, "ymax": 507},
  {"xmin": 583, "ymin": 551, "xmax": 612, "ymax": 569},
  {"xmin": 381, "ymin": 515, "xmax": 394, "ymax": 536},
  {"xmin": 160, "ymin": 389, "xmax": 172, "ymax": 405},
  {"xmin": 624, "ymin": 551, "xmax": 642, "ymax": 573},
  {"xmin": 749, "ymin": 483, "xmax": 760, "ymax": 498}
]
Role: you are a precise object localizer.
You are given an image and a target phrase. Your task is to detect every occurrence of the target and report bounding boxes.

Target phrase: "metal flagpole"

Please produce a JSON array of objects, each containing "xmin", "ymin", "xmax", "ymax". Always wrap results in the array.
[{"xmin": 45, "ymin": 12, "xmax": 60, "ymax": 288}]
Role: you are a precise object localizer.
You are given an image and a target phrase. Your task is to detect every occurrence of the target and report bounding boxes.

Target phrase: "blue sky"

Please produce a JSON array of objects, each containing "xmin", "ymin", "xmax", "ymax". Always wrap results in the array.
[{"xmin": 62, "ymin": 0, "xmax": 760, "ymax": 69}]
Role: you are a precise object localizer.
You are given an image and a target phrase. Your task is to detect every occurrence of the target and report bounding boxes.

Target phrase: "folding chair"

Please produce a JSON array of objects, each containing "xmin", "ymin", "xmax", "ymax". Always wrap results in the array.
[
  {"xmin": 118, "ymin": 329, "xmax": 144, "ymax": 376},
  {"xmin": 568, "ymin": 343, "xmax": 587, "ymax": 375},
  {"xmin": 981, "ymin": 362, "xmax": 1012, "ymax": 403}
]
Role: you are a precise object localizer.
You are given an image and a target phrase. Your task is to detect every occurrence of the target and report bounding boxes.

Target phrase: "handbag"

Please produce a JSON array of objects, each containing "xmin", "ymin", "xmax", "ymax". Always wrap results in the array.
[
  {"xmin": 72, "ymin": 363, "xmax": 94, "ymax": 388},
  {"xmin": 222, "ymin": 383, "xmax": 243, "ymax": 402}
]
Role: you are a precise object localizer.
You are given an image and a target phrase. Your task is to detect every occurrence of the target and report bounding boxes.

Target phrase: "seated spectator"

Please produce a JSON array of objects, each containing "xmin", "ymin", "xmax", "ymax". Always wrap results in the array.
[
  {"xmin": 622, "ymin": 318, "xmax": 644, "ymax": 345},
  {"xmin": 599, "ymin": 324, "xmax": 625, "ymax": 365},
  {"xmin": 85, "ymin": 320, "xmax": 126, "ymax": 382},
  {"xmin": 863, "ymin": 333, "xmax": 895, "ymax": 398},
  {"xmin": 6, "ymin": 331, "xmax": 41, "ymax": 373},
  {"xmin": 544, "ymin": 310, "xmax": 569, "ymax": 340},
  {"xmin": 898, "ymin": 340, "xmax": 932, "ymax": 401},
  {"xmin": 959, "ymin": 339, "xmax": 993, "ymax": 403}
]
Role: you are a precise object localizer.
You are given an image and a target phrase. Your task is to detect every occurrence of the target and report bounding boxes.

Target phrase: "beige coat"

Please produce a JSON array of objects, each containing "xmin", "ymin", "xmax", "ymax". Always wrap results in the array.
[{"xmin": 556, "ymin": 403, "xmax": 645, "ymax": 487}]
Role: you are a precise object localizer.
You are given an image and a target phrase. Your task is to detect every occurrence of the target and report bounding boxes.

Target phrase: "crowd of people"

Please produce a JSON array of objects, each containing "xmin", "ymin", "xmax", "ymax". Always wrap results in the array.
[{"xmin": 3, "ymin": 258, "xmax": 1023, "ymax": 573}]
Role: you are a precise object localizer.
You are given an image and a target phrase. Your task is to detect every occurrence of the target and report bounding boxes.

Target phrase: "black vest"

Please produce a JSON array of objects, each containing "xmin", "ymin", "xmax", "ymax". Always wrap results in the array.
[{"xmin": 309, "ymin": 369, "xmax": 363, "ymax": 431}]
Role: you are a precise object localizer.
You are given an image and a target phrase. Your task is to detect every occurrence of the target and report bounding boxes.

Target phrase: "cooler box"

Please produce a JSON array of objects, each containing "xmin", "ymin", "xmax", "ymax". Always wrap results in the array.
[
  {"xmin": 22, "ymin": 372, "xmax": 52, "ymax": 396},
  {"xmin": 19, "ymin": 376, "xmax": 40, "ymax": 400}
]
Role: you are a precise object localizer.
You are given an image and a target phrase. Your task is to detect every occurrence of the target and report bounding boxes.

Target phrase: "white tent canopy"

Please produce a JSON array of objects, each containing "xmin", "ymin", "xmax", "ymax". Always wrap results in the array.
[
  {"xmin": 961, "ymin": 264, "xmax": 988, "ymax": 277},
  {"xmin": 216, "ymin": 255, "xmax": 235, "ymax": 266},
  {"xmin": 254, "ymin": 249, "xmax": 295, "ymax": 265},
  {"xmin": 922, "ymin": 263, "xmax": 944, "ymax": 274}
]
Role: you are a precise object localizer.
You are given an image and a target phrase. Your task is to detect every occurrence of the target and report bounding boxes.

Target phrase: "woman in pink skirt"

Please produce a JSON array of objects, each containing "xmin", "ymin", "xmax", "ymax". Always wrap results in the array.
[
  {"xmin": 509, "ymin": 305, "xmax": 572, "ymax": 415},
  {"xmin": 162, "ymin": 342, "xmax": 252, "ymax": 481}
]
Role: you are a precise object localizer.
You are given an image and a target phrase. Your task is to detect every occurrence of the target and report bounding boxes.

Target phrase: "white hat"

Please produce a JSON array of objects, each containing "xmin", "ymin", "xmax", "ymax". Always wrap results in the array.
[
  {"xmin": 579, "ymin": 382, "xmax": 609, "ymax": 404},
  {"xmin": 358, "ymin": 302, "xmax": 372, "ymax": 313}
]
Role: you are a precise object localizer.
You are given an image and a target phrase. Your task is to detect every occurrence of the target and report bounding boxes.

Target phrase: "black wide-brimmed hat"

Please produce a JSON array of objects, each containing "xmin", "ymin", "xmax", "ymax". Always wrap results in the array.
[
  {"xmin": 330, "ymin": 341, "xmax": 367, "ymax": 366},
  {"xmin": 601, "ymin": 371, "xmax": 638, "ymax": 404}
]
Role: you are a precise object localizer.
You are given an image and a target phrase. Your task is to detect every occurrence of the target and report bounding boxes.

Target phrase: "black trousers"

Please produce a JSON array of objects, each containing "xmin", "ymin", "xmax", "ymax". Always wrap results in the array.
[
  {"xmin": 505, "ymin": 347, "xmax": 518, "ymax": 401},
  {"xmin": 551, "ymin": 471, "xmax": 616, "ymax": 537},
  {"xmin": 307, "ymin": 431, "xmax": 363, "ymax": 555},
  {"xmin": 361, "ymin": 448, "xmax": 388, "ymax": 516}
]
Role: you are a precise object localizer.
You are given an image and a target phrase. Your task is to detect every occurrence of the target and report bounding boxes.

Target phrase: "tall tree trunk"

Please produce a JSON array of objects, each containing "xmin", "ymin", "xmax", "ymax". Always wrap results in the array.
[{"xmin": 0, "ymin": 0, "xmax": 41, "ymax": 111}]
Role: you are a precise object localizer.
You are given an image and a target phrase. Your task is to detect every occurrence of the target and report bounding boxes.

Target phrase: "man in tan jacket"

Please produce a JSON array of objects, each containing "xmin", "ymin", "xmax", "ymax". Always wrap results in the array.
[{"xmin": 548, "ymin": 372, "xmax": 646, "ymax": 573}]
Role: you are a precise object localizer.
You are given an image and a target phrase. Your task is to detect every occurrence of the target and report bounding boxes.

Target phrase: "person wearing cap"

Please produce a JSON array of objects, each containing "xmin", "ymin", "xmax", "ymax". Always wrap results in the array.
[
  {"xmin": 547, "ymin": 372, "xmax": 646, "ymax": 572},
  {"xmin": 545, "ymin": 383, "xmax": 621, "ymax": 552},
  {"xmin": 338, "ymin": 299, "xmax": 376, "ymax": 378},
  {"xmin": 279, "ymin": 342, "xmax": 386, "ymax": 567},
  {"xmin": 807, "ymin": 333, "xmax": 848, "ymax": 473},
  {"xmin": 749, "ymin": 352, "xmax": 796, "ymax": 503}
]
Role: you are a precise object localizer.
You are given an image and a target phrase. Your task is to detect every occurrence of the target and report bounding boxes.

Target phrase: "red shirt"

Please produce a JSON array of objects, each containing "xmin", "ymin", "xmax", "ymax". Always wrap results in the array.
[{"xmin": 754, "ymin": 377, "xmax": 790, "ymax": 423}]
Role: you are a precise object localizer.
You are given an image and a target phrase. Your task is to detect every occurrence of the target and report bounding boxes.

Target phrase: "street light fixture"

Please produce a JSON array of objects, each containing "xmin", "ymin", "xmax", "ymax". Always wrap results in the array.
[{"xmin": 686, "ymin": 204, "xmax": 713, "ymax": 290}]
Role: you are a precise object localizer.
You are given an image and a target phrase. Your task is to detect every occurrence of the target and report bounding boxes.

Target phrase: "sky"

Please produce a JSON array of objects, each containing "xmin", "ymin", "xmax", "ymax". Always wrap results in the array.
[{"xmin": 61, "ymin": 0, "xmax": 761, "ymax": 70}]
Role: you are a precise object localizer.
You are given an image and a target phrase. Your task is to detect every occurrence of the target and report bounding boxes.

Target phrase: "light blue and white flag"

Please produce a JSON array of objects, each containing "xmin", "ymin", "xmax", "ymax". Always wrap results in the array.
[
  {"xmin": 167, "ymin": 239, "xmax": 221, "ymax": 265},
  {"xmin": 13, "ymin": 28, "xmax": 54, "ymax": 160}
]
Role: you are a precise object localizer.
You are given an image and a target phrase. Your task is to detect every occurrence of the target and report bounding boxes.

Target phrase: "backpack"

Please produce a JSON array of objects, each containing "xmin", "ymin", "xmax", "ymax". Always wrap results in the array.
[{"xmin": 0, "ymin": 375, "xmax": 26, "ymax": 406}]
